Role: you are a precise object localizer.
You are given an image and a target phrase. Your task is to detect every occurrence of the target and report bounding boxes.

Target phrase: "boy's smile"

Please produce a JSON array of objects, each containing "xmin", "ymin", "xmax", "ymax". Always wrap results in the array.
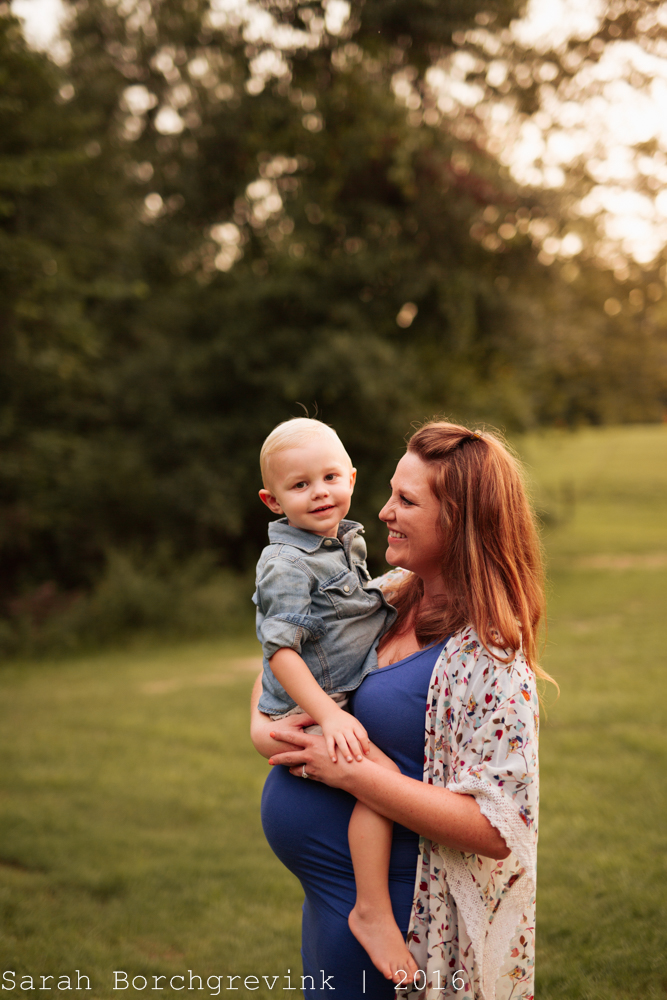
[{"xmin": 259, "ymin": 437, "xmax": 357, "ymax": 538}]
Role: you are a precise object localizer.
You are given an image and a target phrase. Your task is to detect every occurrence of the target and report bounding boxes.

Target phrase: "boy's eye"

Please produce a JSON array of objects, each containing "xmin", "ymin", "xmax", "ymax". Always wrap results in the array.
[
  {"xmin": 324, "ymin": 473, "xmax": 338, "ymax": 481},
  {"xmin": 293, "ymin": 481, "xmax": 307, "ymax": 489}
]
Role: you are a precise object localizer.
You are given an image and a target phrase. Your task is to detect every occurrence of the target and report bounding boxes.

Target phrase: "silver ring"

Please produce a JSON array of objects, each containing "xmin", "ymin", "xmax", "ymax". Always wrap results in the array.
[{"xmin": 301, "ymin": 765, "xmax": 308, "ymax": 779}]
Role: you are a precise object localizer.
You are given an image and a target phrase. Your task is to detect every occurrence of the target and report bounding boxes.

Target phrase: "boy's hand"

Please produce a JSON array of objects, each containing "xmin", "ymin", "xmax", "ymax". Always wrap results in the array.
[{"xmin": 320, "ymin": 708, "xmax": 370, "ymax": 764}]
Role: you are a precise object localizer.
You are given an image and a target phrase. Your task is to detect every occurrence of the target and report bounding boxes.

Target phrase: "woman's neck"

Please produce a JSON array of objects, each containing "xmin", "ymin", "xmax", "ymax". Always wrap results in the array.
[{"xmin": 419, "ymin": 571, "xmax": 447, "ymax": 607}]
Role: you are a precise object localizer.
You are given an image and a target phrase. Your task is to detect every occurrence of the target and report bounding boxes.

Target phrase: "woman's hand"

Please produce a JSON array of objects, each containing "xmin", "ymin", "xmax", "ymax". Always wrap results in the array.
[
  {"xmin": 269, "ymin": 726, "xmax": 365, "ymax": 789},
  {"xmin": 253, "ymin": 710, "xmax": 318, "ymax": 759}
]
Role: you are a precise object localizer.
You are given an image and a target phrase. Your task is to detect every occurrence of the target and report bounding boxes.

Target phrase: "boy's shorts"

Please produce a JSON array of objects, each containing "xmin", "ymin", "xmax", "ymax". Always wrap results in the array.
[{"xmin": 269, "ymin": 692, "xmax": 349, "ymax": 735}]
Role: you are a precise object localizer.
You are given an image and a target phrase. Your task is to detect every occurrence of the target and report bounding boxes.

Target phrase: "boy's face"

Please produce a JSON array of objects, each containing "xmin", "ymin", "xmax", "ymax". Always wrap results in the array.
[{"xmin": 259, "ymin": 437, "xmax": 357, "ymax": 538}]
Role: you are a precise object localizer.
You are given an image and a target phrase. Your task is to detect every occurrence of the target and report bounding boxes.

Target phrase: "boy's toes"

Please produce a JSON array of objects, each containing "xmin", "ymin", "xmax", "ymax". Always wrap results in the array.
[
  {"xmin": 389, "ymin": 963, "xmax": 409, "ymax": 983},
  {"xmin": 390, "ymin": 954, "xmax": 419, "ymax": 984}
]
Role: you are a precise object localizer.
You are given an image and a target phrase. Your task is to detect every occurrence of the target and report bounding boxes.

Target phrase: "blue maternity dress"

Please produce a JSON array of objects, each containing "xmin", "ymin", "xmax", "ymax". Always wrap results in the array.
[{"xmin": 261, "ymin": 640, "xmax": 447, "ymax": 999}]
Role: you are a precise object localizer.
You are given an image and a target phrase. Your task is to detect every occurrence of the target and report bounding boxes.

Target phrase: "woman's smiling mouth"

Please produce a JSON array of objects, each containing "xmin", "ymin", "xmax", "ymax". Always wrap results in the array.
[{"xmin": 388, "ymin": 530, "xmax": 406, "ymax": 539}]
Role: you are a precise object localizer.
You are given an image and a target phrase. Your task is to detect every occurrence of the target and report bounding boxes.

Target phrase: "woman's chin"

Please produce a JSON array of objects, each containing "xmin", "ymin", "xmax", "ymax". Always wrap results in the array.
[{"xmin": 385, "ymin": 546, "xmax": 404, "ymax": 567}]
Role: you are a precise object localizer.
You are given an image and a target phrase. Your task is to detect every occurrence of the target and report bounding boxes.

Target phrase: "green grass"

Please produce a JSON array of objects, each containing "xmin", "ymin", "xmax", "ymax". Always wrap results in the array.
[
  {"xmin": 514, "ymin": 425, "xmax": 667, "ymax": 999},
  {"xmin": 535, "ymin": 568, "xmax": 667, "ymax": 998},
  {"xmin": 0, "ymin": 640, "xmax": 302, "ymax": 998},
  {"xmin": 1, "ymin": 424, "xmax": 666, "ymax": 998},
  {"xmin": 517, "ymin": 423, "xmax": 667, "ymax": 558}
]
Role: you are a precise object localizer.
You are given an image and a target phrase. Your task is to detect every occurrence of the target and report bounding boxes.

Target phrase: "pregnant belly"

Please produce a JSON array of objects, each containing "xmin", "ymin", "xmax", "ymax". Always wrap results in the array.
[
  {"xmin": 262, "ymin": 765, "xmax": 420, "ymax": 999},
  {"xmin": 261, "ymin": 765, "xmax": 418, "ymax": 919}
]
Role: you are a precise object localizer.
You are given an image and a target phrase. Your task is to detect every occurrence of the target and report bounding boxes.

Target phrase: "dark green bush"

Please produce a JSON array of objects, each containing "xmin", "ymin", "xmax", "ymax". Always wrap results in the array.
[{"xmin": 1, "ymin": 548, "xmax": 255, "ymax": 657}]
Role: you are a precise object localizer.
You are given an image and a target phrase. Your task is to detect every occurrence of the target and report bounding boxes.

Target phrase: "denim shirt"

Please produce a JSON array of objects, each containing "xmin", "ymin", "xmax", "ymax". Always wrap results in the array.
[{"xmin": 253, "ymin": 518, "xmax": 397, "ymax": 716}]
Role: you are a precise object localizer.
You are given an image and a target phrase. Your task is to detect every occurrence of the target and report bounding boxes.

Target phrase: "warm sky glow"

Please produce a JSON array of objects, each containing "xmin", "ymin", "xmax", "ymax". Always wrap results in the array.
[
  {"xmin": 10, "ymin": 0, "xmax": 667, "ymax": 269},
  {"xmin": 503, "ymin": 0, "xmax": 667, "ymax": 266},
  {"xmin": 513, "ymin": 0, "xmax": 606, "ymax": 52},
  {"xmin": 11, "ymin": 0, "xmax": 64, "ymax": 48}
]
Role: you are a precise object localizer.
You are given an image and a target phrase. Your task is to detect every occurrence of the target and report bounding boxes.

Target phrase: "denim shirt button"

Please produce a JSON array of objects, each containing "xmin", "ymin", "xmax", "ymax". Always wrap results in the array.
[
  {"xmin": 343, "ymin": 585, "xmax": 350, "ymax": 592},
  {"xmin": 324, "ymin": 539, "xmax": 332, "ymax": 546}
]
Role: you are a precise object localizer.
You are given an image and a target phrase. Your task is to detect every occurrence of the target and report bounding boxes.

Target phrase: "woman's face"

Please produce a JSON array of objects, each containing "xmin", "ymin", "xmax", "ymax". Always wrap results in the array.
[{"xmin": 378, "ymin": 451, "xmax": 443, "ymax": 583}]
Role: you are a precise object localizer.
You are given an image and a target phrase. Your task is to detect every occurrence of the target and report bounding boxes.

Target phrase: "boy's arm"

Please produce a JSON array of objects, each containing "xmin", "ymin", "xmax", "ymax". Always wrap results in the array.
[
  {"xmin": 257, "ymin": 556, "xmax": 324, "ymax": 653},
  {"xmin": 269, "ymin": 647, "xmax": 370, "ymax": 764},
  {"xmin": 250, "ymin": 672, "xmax": 318, "ymax": 759}
]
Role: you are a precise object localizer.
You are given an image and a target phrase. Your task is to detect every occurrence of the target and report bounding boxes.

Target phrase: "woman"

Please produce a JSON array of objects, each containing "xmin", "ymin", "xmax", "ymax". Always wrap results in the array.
[{"xmin": 251, "ymin": 421, "xmax": 549, "ymax": 1000}]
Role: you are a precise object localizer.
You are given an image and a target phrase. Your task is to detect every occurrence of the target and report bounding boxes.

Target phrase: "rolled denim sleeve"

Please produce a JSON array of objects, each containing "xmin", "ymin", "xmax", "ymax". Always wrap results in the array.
[{"xmin": 256, "ymin": 557, "xmax": 327, "ymax": 659}]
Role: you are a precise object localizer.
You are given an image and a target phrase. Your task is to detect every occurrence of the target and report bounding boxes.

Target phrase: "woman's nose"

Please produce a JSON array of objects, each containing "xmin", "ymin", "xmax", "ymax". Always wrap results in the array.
[{"xmin": 378, "ymin": 500, "xmax": 392, "ymax": 522}]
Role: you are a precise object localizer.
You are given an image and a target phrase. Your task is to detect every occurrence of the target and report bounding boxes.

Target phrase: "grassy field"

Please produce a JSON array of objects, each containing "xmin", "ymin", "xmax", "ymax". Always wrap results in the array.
[
  {"xmin": 1, "ymin": 425, "xmax": 666, "ymax": 998},
  {"xmin": 516, "ymin": 425, "xmax": 667, "ymax": 999}
]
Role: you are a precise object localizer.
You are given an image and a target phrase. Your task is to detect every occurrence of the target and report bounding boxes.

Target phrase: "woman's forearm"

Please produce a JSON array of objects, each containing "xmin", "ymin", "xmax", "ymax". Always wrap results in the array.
[
  {"xmin": 268, "ymin": 728, "xmax": 510, "ymax": 859},
  {"xmin": 337, "ymin": 758, "xmax": 509, "ymax": 859}
]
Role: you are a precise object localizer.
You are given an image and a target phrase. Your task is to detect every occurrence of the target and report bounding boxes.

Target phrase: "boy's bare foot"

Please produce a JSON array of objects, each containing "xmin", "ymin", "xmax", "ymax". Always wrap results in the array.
[{"xmin": 349, "ymin": 903, "xmax": 419, "ymax": 983}]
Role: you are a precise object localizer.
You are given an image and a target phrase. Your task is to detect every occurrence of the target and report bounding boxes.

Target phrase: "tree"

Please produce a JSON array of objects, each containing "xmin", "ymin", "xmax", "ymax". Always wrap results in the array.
[
  {"xmin": 0, "ymin": 8, "xmax": 133, "ymax": 600},
  {"xmin": 2, "ymin": 0, "xmax": 665, "ymax": 611}
]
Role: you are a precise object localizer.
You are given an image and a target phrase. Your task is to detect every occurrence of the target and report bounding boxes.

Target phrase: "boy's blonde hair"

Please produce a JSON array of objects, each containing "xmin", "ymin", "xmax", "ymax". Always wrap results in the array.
[{"xmin": 260, "ymin": 418, "xmax": 352, "ymax": 488}]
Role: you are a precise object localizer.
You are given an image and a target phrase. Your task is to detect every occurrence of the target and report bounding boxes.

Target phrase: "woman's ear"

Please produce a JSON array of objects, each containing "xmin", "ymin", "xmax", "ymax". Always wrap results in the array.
[{"xmin": 259, "ymin": 489, "xmax": 284, "ymax": 515}]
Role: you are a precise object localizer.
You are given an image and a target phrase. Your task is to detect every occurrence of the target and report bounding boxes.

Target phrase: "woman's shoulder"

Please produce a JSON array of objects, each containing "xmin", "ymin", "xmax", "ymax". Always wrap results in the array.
[
  {"xmin": 442, "ymin": 624, "xmax": 533, "ymax": 687},
  {"xmin": 368, "ymin": 566, "xmax": 411, "ymax": 601}
]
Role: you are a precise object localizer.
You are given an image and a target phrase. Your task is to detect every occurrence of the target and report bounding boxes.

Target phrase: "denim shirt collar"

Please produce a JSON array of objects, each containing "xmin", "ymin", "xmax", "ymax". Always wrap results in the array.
[{"xmin": 267, "ymin": 517, "xmax": 364, "ymax": 555}]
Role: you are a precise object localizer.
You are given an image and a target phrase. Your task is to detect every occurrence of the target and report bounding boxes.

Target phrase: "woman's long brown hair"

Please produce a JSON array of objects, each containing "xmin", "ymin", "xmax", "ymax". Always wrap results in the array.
[{"xmin": 380, "ymin": 421, "xmax": 552, "ymax": 683}]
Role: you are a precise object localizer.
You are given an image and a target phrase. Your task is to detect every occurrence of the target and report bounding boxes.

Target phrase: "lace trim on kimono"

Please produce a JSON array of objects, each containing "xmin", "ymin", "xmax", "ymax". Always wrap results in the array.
[{"xmin": 439, "ymin": 778, "xmax": 536, "ymax": 1000}]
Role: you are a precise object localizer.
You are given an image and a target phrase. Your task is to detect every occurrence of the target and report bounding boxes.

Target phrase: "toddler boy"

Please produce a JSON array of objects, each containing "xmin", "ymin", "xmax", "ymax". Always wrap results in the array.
[{"xmin": 254, "ymin": 417, "xmax": 418, "ymax": 984}]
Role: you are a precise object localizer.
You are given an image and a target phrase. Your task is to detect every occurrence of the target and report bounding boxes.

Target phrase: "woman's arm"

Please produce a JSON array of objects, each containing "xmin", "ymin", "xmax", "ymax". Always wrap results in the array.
[
  {"xmin": 250, "ymin": 673, "xmax": 318, "ymax": 759},
  {"xmin": 268, "ymin": 729, "xmax": 510, "ymax": 860}
]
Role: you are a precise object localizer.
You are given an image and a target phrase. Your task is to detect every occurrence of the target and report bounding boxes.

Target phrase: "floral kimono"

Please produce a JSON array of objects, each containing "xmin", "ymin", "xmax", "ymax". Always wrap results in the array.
[{"xmin": 378, "ymin": 570, "xmax": 539, "ymax": 1000}]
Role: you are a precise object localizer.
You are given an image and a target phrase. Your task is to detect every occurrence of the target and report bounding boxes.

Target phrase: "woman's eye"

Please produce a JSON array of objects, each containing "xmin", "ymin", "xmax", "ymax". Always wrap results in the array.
[{"xmin": 400, "ymin": 494, "xmax": 414, "ymax": 506}]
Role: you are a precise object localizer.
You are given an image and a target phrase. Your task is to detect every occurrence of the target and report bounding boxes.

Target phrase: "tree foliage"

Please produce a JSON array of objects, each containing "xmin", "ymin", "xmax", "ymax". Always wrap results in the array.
[{"xmin": 1, "ymin": 0, "xmax": 665, "ymax": 617}]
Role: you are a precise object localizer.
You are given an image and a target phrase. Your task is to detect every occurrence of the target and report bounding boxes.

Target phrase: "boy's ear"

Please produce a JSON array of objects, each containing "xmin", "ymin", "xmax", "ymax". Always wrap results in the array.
[
  {"xmin": 349, "ymin": 467, "xmax": 357, "ymax": 492},
  {"xmin": 259, "ymin": 489, "xmax": 284, "ymax": 515}
]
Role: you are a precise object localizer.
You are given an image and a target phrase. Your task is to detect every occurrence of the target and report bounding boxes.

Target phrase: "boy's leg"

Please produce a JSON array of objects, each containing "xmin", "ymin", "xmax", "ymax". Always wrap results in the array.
[{"xmin": 347, "ymin": 759, "xmax": 419, "ymax": 984}]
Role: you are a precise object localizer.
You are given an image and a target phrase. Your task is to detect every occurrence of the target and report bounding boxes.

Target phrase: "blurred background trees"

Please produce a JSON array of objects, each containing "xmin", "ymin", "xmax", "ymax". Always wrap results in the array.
[{"xmin": 2, "ymin": 0, "xmax": 666, "ymax": 646}]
